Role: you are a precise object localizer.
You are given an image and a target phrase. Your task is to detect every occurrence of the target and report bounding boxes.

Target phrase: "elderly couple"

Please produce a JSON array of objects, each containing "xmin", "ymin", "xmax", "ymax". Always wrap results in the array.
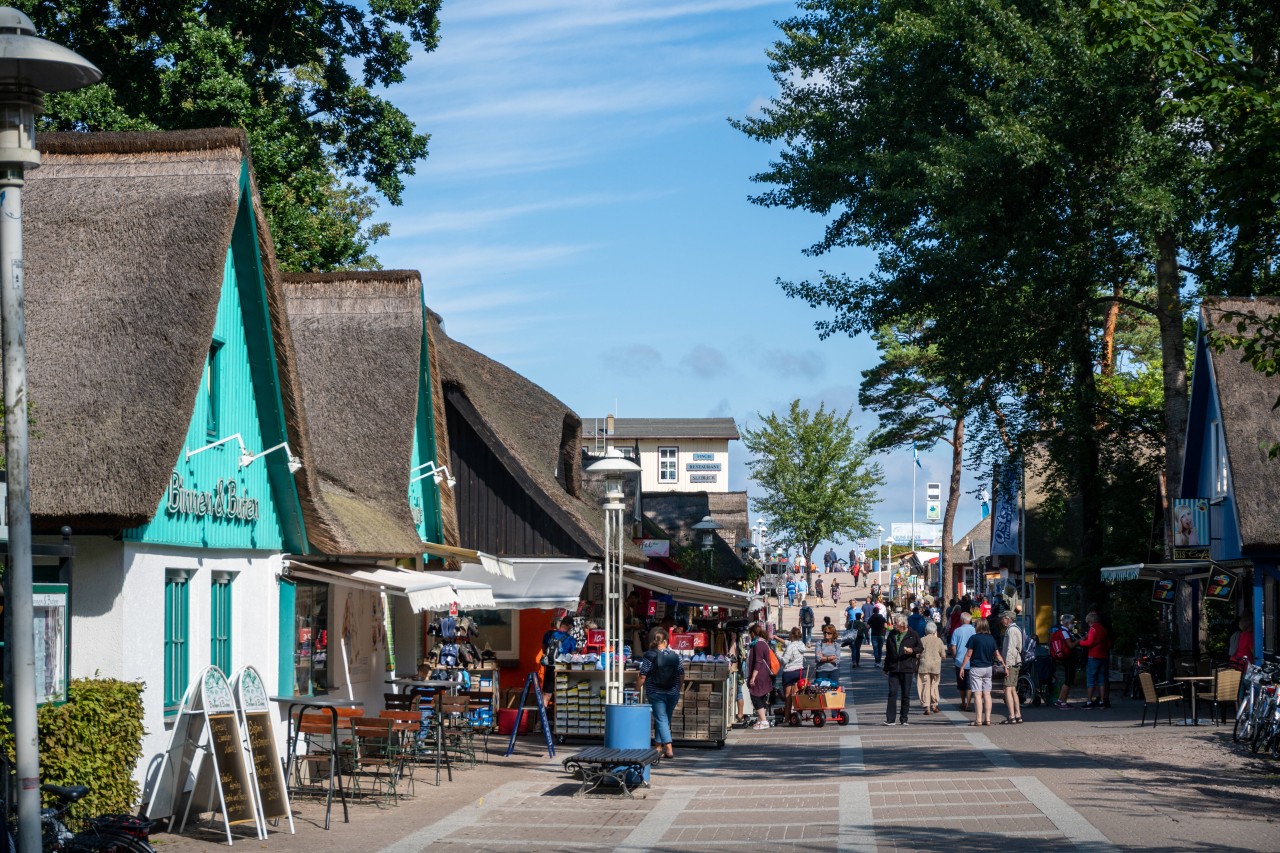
[{"xmin": 881, "ymin": 614, "xmax": 947, "ymax": 725}]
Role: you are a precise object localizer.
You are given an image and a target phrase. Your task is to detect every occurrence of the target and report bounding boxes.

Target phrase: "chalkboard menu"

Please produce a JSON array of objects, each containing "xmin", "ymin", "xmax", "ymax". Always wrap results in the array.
[
  {"xmin": 207, "ymin": 713, "xmax": 257, "ymax": 825},
  {"xmin": 243, "ymin": 711, "xmax": 289, "ymax": 819}
]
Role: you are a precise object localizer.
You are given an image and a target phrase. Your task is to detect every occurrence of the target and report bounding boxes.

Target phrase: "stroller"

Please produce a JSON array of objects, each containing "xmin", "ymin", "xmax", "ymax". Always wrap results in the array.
[{"xmin": 1016, "ymin": 647, "xmax": 1056, "ymax": 707}]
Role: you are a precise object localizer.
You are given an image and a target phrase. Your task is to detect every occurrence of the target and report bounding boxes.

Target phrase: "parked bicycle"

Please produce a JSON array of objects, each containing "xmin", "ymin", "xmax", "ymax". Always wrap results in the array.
[
  {"xmin": 1232, "ymin": 660, "xmax": 1280, "ymax": 753},
  {"xmin": 1122, "ymin": 640, "xmax": 1168, "ymax": 700},
  {"xmin": 3, "ymin": 774, "xmax": 156, "ymax": 853}
]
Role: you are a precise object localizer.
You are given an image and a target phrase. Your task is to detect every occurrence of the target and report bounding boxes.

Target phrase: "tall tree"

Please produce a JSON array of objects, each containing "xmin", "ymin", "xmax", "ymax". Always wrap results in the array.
[
  {"xmin": 742, "ymin": 400, "xmax": 883, "ymax": 584},
  {"xmin": 21, "ymin": 0, "xmax": 440, "ymax": 271}
]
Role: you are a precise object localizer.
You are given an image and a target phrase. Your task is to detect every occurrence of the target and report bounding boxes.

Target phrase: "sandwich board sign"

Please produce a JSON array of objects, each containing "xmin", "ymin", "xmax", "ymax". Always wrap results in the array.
[
  {"xmin": 231, "ymin": 666, "xmax": 294, "ymax": 832},
  {"xmin": 144, "ymin": 666, "xmax": 264, "ymax": 845}
]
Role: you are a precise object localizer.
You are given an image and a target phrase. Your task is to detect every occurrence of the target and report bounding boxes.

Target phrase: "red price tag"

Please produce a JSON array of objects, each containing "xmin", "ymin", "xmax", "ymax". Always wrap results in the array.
[{"xmin": 449, "ymin": 601, "xmax": 458, "ymax": 616}]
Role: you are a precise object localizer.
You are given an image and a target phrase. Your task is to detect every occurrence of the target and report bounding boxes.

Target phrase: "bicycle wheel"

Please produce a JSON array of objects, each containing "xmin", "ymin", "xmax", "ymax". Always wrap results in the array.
[
  {"xmin": 1250, "ymin": 710, "xmax": 1274, "ymax": 754},
  {"xmin": 66, "ymin": 831, "xmax": 157, "ymax": 853},
  {"xmin": 1016, "ymin": 676, "xmax": 1032, "ymax": 705},
  {"xmin": 1232, "ymin": 693, "xmax": 1253, "ymax": 743}
]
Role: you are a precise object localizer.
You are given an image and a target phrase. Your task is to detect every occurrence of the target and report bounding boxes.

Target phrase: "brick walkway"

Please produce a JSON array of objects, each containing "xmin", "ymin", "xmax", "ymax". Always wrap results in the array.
[{"xmin": 155, "ymin": 602, "xmax": 1280, "ymax": 851}]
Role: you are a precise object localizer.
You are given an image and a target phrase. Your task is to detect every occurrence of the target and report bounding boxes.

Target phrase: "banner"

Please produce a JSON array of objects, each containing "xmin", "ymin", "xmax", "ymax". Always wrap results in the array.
[
  {"xmin": 1151, "ymin": 579, "xmax": 1177, "ymax": 604},
  {"xmin": 1205, "ymin": 570, "xmax": 1236, "ymax": 602},
  {"xmin": 1171, "ymin": 498, "xmax": 1210, "ymax": 561},
  {"xmin": 889, "ymin": 523, "xmax": 944, "ymax": 547},
  {"xmin": 990, "ymin": 459, "xmax": 1022, "ymax": 557}
]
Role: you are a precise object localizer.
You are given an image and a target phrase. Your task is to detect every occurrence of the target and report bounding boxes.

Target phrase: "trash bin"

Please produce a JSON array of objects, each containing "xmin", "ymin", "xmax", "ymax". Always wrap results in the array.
[{"xmin": 605, "ymin": 703, "xmax": 652, "ymax": 784}]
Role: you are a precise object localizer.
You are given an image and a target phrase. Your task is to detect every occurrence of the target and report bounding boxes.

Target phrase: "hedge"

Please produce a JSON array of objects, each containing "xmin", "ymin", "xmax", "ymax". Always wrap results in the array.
[{"xmin": 2, "ymin": 678, "xmax": 146, "ymax": 826}]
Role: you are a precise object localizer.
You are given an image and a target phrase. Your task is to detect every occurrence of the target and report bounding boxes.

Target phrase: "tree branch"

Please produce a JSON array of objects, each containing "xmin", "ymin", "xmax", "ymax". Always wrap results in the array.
[{"xmin": 1089, "ymin": 294, "xmax": 1157, "ymax": 317}]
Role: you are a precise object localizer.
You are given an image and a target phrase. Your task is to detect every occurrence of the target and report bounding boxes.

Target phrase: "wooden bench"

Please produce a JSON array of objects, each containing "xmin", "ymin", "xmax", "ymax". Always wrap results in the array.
[{"xmin": 561, "ymin": 747, "xmax": 661, "ymax": 798}]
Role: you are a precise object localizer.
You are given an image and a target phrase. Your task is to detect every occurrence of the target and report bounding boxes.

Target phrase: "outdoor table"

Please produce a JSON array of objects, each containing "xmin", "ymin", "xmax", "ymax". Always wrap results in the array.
[
  {"xmin": 271, "ymin": 695, "xmax": 363, "ymax": 829},
  {"xmin": 1172, "ymin": 676, "xmax": 1214, "ymax": 725},
  {"xmin": 388, "ymin": 680, "xmax": 459, "ymax": 784}
]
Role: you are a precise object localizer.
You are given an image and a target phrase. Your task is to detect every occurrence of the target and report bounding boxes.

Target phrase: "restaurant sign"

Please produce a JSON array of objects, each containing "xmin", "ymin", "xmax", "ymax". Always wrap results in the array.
[
  {"xmin": 686, "ymin": 462, "xmax": 721, "ymax": 471},
  {"xmin": 165, "ymin": 473, "xmax": 260, "ymax": 522},
  {"xmin": 689, "ymin": 474, "xmax": 717, "ymax": 483}
]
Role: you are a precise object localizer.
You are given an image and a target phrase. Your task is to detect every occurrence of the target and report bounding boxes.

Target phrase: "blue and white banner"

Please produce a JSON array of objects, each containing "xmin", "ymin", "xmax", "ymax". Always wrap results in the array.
[{"xmin": 990, "ymin": 459, "xmax": 1022, "ymax": 557}]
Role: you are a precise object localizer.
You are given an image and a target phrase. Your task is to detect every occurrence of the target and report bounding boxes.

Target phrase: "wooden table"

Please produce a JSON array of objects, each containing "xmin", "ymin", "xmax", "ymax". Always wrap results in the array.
[
  {"xmin": 1173, "ymin": 676, "xmax": 1215, "ymax": 725},
  {"xmin": 271, "ymin": 695, "xmax": 363, "ymax": 829}
]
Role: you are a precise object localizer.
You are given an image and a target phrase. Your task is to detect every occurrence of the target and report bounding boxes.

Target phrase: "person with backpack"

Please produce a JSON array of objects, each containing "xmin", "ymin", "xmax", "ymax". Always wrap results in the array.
[
  {"xmin": 799, "ymin": 602, "xmax": 816, "ymax": 644},
  {"xmin": 1051, "ymin": 614, "xmax": 1080, "ymax": 708},
  {"xmin": 637, "ymin": 628, "xmax": 684, "ymax": 758},
  {"xmin": 539, "ymin": 616, "xmax": 576, "ymax": 698},
  {"xmin": 999, "ymin": 612, "xmax": 1024, "ymax": 724},
  {"xmin": 867, "ymin": 607, "xmax": 888, "ymax": 666},
  {"xmin": 747, "ymin": 624, "xmax": 779, "ymax": 730}
]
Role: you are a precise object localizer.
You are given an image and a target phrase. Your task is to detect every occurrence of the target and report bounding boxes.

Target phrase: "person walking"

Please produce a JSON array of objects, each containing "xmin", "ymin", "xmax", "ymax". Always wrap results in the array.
[
  {"xmin": 907, "ymin": 604, "xmax": 927, "ymax": 637},
  {"xmin": 999, "ymin": 613, "xmax": 1024, "ymax": 724},
  {"xmin": 831, "ymin": 579, "xmax": 841, "ymax": 605},
  {"xmin": 867, "ymin": 606, "xmax": 888, "ymax": 666},
  {"xmin": 950, "ymin": 611, "xmax": 976, "ymax": 712},
  {"xmin": 917, "ymin": 621, "xmax": 945, "ymax": 715},
  {"xmin": 799, "ymin": 602, "xmax": 816, "ymax": 645},
  {"xmin": 870, "ymin": 580, "xmax": 881, "ymax": 600},
  {"xmin": 797, "ymin": 575, "xmax": 809, "ymax": 605},
  {"xmin": 860, "ymin": 595, "xmax": 876, "ymax": 623},
  {"xmin": 781, "ymin": 627, "xmax": 807, "ymax": 723},
  {"xmin": 850, "ymin": 611, "xmax": 868, "ymax": 668},
  {"xmin": 852, "ymin": 560, "xmax": 862, "ymax": 586},
  {"xmin": 637, "ymin": 629, "xmax": 684, "ymax": 757},
  {"xmin": 1051, "ymin": 614, "xmax": 1080, "ymax": 708},
  {"xmin": 1078, "ymin": 612, "xmax": 1111, "ymax": 709},
  {"xmin": 746, "ymin": 624, "xmax": 776, "ymax": 730},
  {"xmin": 883, "ymin": 614, "xmax": 922, "ymax": 725},
  {"xmin": 960, "ymin": 618, "xmax": 1004, "ymax": 726},
  {"xmin": 815, "ymin": 576, "xmax": 825, "ymax": 604},
  {"xmin": 815, "ymin": 624, "xmax": 841, "ymax": 684},
  {"xmin": 785, "ymin": 577, "xmax": 797, "ymax": 608}
]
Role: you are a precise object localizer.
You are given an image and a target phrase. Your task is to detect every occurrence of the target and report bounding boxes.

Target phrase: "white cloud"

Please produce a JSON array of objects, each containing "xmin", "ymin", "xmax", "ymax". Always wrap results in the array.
[{"xmin": 680, "ymin": 345, "xmax": 731, "ymax": 378}]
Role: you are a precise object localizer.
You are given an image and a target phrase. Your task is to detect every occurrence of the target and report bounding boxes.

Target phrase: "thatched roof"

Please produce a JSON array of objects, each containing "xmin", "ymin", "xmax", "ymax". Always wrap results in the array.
[
  {"xmin": 431, "ymin": 317, "xmax": 644, "ymax": 563},
  {"xmin": 949, "ymin": 515, "xmax": 991, "ymax": 566},
  {"xmin": 1202, "ymin": 298, "xmax": 1280, "ymax": 549},
  {"xmin": 282, "ymin": 271, "xmax": 426, "ymax": 557},
  {"xmin": 24, "ymin": 129, "xmax": 316, "ymax": 536},
  {"xmin": 424, "ymin": 314, "xmax": 461, "ymax": 555},
  {"xmin": 640, "ymin": 491, "xmax": 749, "ymax": 580}
]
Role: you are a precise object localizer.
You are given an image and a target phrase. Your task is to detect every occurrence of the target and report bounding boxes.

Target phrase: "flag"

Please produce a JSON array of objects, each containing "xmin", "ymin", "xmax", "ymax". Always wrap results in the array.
[{"xmin": 913, "ymin": 444, "xmax": 922, "ymax": 468}]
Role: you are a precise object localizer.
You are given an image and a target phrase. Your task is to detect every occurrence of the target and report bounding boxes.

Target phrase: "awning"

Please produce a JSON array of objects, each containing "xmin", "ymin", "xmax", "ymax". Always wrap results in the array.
[
  {"xmin": 622, "ymin": 564, "xmax": 756, "ymax": 611},
  {"xmin": 450, "ymin": 558, "xmax": 597, "ymax": 610},
  {"xmin": 422, "ymin": 541, "xmax": 515, "ymax": 580},
  {"xmin": 285, "ymin": 560, "xmax": 495, "ymax": 612},
  {"xmin": 1100, "ymin": 559, "xmax": 1253, "ymax": 583}
]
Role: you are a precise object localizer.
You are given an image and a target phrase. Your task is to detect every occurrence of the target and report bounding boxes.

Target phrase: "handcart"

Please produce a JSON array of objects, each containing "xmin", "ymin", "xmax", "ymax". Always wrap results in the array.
[{"xmin": 789, "ymin": 673, "xmax": 850, "ymax": 727}]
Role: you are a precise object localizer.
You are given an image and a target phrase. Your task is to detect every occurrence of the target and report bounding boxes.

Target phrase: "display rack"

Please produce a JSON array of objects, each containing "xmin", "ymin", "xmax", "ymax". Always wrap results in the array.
[
  {"xmin": 552, "ymin": 668, "xmax": 644, "ymax": 742},
  {"xmin": 670, "ymin": 661, "xmax": 733, "ymax": 748}
]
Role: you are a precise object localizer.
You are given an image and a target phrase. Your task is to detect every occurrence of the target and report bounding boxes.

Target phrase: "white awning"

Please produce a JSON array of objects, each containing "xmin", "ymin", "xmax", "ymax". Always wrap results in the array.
[
  {"xmin": 286, "ymin": 561, "xmax": 495, "ymax": 612},
  {"xmin": 622, "ymin": 564, "xmax": 756, "ymax": 611},
  {"xmin": 451, "ymin": 558, "xmax": 597, "ymax": 610},
  {"xmin": 1101, "ymin": 564, "xmax": 1145, "ymax": 582},
  {"xmin": 422, "ymin": 541, "xmax": 515, "ymax": 580},
  {"xmin": 1100, "ymin": 559, "xmax": 1252, "ymax": 583}
]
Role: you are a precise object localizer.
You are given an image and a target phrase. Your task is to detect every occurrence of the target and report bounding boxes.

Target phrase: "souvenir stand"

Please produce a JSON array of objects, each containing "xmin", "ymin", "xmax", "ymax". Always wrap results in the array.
[{"xmin": 418, "ymin": 611, "xmax": 499, "ymax": 730}]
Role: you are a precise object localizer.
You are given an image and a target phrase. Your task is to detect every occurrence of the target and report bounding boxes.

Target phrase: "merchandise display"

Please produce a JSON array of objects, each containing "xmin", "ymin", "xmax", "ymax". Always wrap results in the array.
[
  {"xmin": 553, "ymin": 669, "xmax": 643, "ymax": 740},
  {"xmin": 669, "ymin": 661, "xmax": 732, "ymax": 747}
]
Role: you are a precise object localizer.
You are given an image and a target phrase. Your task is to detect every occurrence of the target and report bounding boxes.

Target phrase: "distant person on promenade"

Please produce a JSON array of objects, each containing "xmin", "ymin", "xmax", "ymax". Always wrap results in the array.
[
  {"xmin": 850, "ymin": 611, "xmax": 868, "ymax": 668},
  {"xmin": 785, "ymin": 577, "xmax": 797, "ymax": 607},
  {"xmin": 999, "ymin": 613, "xmax": 1024, "ymax": 724},
  {"xmin": 960, "ymin": 617, "xmax": 1003, "ymax": 726},
  {"xmin": 781, "ymin": 627, "xmax": 807, "ymax": 723},
  {"xmin": 950, "ymin": 612, "xmax": 976, "ymax": 713},
  {"xmin": 917, "ymin": 621, "xmax": 945, "ymax": 715},
  {"xmin": 883, "ymin": 614, "xmax": 922, "ymax": 725},
  {"xmin": 797, "ymin": 575, "xmax": 809, "ymax": 605},
  {"xmin": 1078, "ymin": 612, "xmax": 1111, "ymax": 710},
  {"xmin": 867, "ymin": 607, "xmax": 888, "ymax": 666},
  {"xmin": 815, "ymin": 576, "xmax": 825, "ymax": 603},
  {"xmin": 747, "ymin": 624, "xmax": 775, "ymax": 730},
  {"xmin": 1052, "ymin": 614, "xmax": 1080, "ymax": 708},
  {"xmin": 799, "ymin": 602, "xmax": 816, "ymax": 645}
]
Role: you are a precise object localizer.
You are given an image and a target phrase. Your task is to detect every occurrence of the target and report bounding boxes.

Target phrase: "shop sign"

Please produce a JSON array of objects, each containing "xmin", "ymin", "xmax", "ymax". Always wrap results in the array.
[
  {"xmin": 689, "ymin": 474, "xmax": 717, "ymax": 483},
  {"xmin": 165, "ymin": 473, "xmax": 260, "ymax": 522},
  {"xmin": 1171, "ymin": 498, "xmax": 1210, "ymax": 561},
  {"xmin": 1205, "ymin": 571, "xmax": 1236, "ymax": 602},
  {"xmin": 33, "ymin": 584, "xmax": 68, "ymax": 705},
  {"xmin": 1151, "ymin": 579, "xmax": 1177, "ymax": 604},
  {"xmin": 692, "ymin": 453, "xmax": 715, "ymax": 461},
  {"xmin": 640, "ymin": 539, "xmax": 670, "ymax": 557},
  {"xmin": 686, "ymin": 462, "xmax": 721, "ymax": 471}
]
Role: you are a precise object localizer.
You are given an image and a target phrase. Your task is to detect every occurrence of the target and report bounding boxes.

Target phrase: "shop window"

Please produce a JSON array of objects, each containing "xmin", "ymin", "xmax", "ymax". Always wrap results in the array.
[
  {"xmin": 292, "ymin": 582, "xmax": 329, "ymax": 695},
  {"xmin": 164, "ymin": 571, "xmax": 191, "ymax": 714},
  {"xmin": 658, "ymin": 446, "xmax": 678, "ymax": 483},
  {"xmin": 466, "ymin": 610, "xmax": 519, "ymax": 660},
  {"xmin": 211, "ymin": 573, "xmax": 234, "ymax": 674},
  {"xmin": 205, "ymin": 340, "xmax": 223, "ymax": 438}
]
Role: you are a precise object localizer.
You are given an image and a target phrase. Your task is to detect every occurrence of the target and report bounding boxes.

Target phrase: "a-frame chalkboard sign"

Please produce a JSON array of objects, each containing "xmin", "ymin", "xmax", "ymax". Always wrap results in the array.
[
  {"xmin": 144, "ymin": 666, "xmax": 264, "ymax": 845},
  {"xmin": 231, "ymin": 666, "xmax": 294, "ymax": 834}
]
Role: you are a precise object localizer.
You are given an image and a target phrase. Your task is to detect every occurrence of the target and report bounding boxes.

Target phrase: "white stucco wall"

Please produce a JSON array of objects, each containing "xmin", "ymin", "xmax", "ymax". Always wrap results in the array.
[
  {"xmin": 322, "ymin": 583, "xmax": 418, "ymax": 712},
  {"xmin": 636, "ymin": 438, "xmax": 732, "ymax": 493}
]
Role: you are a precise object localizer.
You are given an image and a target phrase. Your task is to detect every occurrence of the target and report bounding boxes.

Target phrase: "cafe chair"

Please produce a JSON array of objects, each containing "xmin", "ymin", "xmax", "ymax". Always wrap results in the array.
[
  {"xmin": 378, "ymin": 709, "xmax": 422, "ymax": 796},
  {"xmin": 438, "ymin": 693, "xmax": 477, "ymax": 768},
  {"xmin": 348, "ymin": 717, "xmax": 403, "ymax": 806},
  {"xmin": 1197, "ymin": 667, "xmax": 1242, "ymax": 725},
  {"xmin": 384, "ymin": 692, "xmax": 415, "ymax": 712},
  {"xmin": 1137, "ymin": 671, "xmax": 1183, "ymax": 727}
]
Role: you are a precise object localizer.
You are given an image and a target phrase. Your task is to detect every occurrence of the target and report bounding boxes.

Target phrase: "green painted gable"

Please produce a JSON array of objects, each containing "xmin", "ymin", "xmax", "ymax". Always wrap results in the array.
[
  {"xmin": 410, "ymin": 306, "xmax": 445, "ymax": 545},
  {"xmin": 127, "ymin": 166, "xmax": 307, "ymax": 552}
]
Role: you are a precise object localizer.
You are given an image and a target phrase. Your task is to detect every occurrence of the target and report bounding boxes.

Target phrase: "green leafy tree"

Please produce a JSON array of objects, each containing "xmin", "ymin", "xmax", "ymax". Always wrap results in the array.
[
  {"xmin": 742, "ymin": 401, "xmax": 883, "ymax": 583},
  {"xmin": 21, "ymin": 0, "xmax": 440, "ymax": 271}
]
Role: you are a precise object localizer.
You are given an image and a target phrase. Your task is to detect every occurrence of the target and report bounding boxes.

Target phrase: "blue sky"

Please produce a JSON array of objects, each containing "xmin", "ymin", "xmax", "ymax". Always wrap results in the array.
[{"xmin": 376, "ymin": 0, "xmax": 986, "ymax": 557}]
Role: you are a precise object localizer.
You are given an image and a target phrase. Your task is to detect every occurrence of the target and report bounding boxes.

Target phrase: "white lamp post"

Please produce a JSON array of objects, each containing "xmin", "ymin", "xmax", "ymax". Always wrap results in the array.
[
  {"xmin": 876, "ymin": 524, "xmax": 884, "ymax": 575},
  {"xmin": 0, "ymin": 12, "xmax": 99, "ymax": 852},
  {"xmin": 585, "ymin": 447, "xmax": 640, "ymax": 705}
]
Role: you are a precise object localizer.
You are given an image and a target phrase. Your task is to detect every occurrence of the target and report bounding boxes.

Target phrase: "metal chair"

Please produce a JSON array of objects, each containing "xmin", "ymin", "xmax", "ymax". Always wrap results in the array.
[
  {"xmin": 460, "ymin": 690, "xmax": 493, "ymax": 762},
  {"xmin": 1137, "ymin": 671, "xmax": 1183, "ymax": 727},
  {"xmin": 384, "ymin": 692, "xmax": 415, "ymax": 712},
  {"xmin": 438, "ymin": 693, "xmax": 476, "ymax": 768},
  {"xmin": 347, "ymin": 717, "xmax": 403, "ymax": 806},
  {"xmin": 1196, "ymin": 667, "xmax": 1242, "ymax": 725}
]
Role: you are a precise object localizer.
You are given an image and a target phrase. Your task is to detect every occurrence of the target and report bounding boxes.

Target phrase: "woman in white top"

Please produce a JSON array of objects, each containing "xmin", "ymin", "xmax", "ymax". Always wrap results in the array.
[{"xmin": 780, "ymin": 627, "xmax": 807, "ymax": 723}]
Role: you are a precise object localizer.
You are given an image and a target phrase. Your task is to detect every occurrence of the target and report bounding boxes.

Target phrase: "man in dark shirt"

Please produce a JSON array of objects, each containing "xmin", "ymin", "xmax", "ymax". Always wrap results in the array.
[
  {"xmin": 882, "ymin": 614, "xmax": 923, "ymax": 725},
  {"xmin": 867, "ymin": 609, "xmax": 888, "ymax": 666}
]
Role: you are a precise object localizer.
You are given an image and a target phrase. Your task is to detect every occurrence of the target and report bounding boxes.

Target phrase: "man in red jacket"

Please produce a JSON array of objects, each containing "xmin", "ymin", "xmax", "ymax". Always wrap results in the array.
[{"xmin": 1079, "ymin": 613, "xmax": 1111, "ymax": 709}]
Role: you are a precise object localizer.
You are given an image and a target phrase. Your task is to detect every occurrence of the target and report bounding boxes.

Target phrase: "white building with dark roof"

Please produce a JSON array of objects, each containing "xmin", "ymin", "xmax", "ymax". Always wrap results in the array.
[{"xmin": 582, "ymin": 417, "xmax": 740, "ymax": 493}]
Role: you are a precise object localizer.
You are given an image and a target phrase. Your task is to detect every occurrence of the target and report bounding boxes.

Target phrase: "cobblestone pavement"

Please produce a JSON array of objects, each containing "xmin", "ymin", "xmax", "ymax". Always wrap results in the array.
[{"xmin": 154, "ymin": 596, "xmax": 1280, "ymax": 851}]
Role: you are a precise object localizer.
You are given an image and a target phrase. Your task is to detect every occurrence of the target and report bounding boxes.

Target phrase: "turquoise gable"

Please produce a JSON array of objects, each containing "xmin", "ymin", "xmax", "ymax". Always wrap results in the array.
[
  {"xmin": 410, "ymin": 308, "xmax": 445, "ymax": 545},
  {"xmin": 127, "ymin": 167, "xmax": 307, "ymax": 552}
]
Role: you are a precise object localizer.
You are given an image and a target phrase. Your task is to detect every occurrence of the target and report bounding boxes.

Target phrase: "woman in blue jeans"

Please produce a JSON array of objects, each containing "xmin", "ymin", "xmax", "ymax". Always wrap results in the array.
[{"xmin": 637, "ymin": 629, "xmax": 684, "ymax": 758}]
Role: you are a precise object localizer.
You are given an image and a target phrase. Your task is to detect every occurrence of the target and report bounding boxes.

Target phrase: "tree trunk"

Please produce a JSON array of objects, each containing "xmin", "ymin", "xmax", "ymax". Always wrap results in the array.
[
  {"xmin": 941, "ymin": 416, "xmax": 964, "ymax": 604},
  {"xmin": 1072, "ymin": 309, "xmax": 1107, "ymax": 608},
  {"xmin": 1100, "ymin": 280, "xmax": 1122, "ymax": 376},
  {"xmin": 1155, "ymin": 231, "xmax": 1189, "ymax": 500}
]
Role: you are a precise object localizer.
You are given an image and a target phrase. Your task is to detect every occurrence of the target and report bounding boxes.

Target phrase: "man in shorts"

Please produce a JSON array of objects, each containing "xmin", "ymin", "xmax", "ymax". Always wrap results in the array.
[
  {"xmin": 950, "ymin": 612, "xmax": 976, "ymax": 712},
  {"xmin": 999, "ymin": 612, "xmax": 1024, "ymax": 723}
]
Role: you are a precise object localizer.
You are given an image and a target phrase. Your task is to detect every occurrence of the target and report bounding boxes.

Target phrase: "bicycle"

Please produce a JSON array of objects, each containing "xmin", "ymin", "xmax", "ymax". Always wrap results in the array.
[
  {"xmin": 4, "ymin": 782, "xmax": 156, "ymax": 852},
  {"xmin": 1233, "ymin": 660, "xmax": 1280, "ymax": 748},
  {"xmin": 1122, "ymin": 640, "xmax": 1168, "ymax": 700}
]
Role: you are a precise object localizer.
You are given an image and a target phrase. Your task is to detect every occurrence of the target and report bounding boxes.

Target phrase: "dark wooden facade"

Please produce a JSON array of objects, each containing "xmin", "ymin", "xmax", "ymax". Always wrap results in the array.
[{"xmin": 446, "ymin": 387, "xmax": 596, "ymax": 558}]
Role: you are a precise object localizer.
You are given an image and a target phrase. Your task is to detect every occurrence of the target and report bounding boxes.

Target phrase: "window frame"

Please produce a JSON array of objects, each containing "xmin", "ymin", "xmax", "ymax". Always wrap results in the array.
[
  {"xmin": 205, "ymin": 339, "xmax": 224, "ymax": 439},
  {"xmin": 164, "ymin": 570, "xmax": 192, "ymax": 715},
  {"xmin": 210, "ymin": 572, "xmax": 234, "ymax": 675},
  {"xmin": 658, "ymin": 446, "xmax": 679, "ymax": 483}
]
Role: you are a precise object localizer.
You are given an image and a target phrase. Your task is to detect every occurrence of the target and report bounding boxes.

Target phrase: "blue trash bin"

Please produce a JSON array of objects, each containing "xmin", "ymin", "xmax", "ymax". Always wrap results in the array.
[{"xmin": 605, "ymin": 703, "xmax": 653, "ymax": 784}]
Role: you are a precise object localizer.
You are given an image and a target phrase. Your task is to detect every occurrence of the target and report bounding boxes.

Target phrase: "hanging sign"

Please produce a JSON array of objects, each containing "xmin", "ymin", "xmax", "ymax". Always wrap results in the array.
[
  {"xmin": 1151, "ymin": 579, "xmax": 1177, "ymax": 604},
  {"xmin": 449, "ymin": 601, "xmax": 459, "ymax": 616},
  {"xmin": 1205, "ymin": 571, "xmax": 1237, "ymax": 602},
  {"xmin": 1171, "ymin": 499, "xmax": 1210, "ymax": 561}
]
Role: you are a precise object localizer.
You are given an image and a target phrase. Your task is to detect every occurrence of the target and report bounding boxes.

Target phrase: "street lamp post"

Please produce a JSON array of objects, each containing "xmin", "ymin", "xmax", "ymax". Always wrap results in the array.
[
  {"xmin": 0, "ymin": 12, "xmax": 100, "ymax": 852},
  {"xmin": 584, "ymin": 448, "xmax": 640, "ymax": 706},
  {"xmin": 691, "ymin": 515, "xmax": 723, "ymax": 578},
  {"xmin": 885, "ymin": 537, "xmax": 895, "ymax": 596},
  {"xmin": 876, "ymin": 524, "xmax": 884, "ymax": 577}
]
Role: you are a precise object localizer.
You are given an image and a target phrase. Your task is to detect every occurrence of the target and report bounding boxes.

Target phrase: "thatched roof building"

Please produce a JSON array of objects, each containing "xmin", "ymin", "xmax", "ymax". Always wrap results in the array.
[
  {"xmin": 1201, "ymin": 298, "xmax": 1280, "ymax": 550},
  {"xmin": 24, "ymin": 129, "xmax": 315, "ymax": 542},
  {"xmin": 949, "ymin": 515, "xmax": 991, "ymax": 567},
  {"xmin": 282, "ymin": 271, "xmax": 433, "ymax": 557},
  {"xmin": 431, "ymin": 316, "xmax": 644, "ymax": 563}
]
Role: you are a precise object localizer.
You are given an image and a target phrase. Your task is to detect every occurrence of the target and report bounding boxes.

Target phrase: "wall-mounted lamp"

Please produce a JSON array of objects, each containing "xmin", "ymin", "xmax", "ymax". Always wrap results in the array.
[
  {"xmin": 186, "ymin": 434, "xmax": 301, "ymax": 474},
  {"xmin": 411, "ymin": 461, "xmax": 456, "ymax": 489}
]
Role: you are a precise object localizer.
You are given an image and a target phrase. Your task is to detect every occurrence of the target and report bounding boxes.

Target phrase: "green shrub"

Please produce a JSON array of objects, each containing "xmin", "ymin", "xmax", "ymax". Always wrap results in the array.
[{"xmin": 2, "ymin": 678, "xmax": 146, "ymax": 826}]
